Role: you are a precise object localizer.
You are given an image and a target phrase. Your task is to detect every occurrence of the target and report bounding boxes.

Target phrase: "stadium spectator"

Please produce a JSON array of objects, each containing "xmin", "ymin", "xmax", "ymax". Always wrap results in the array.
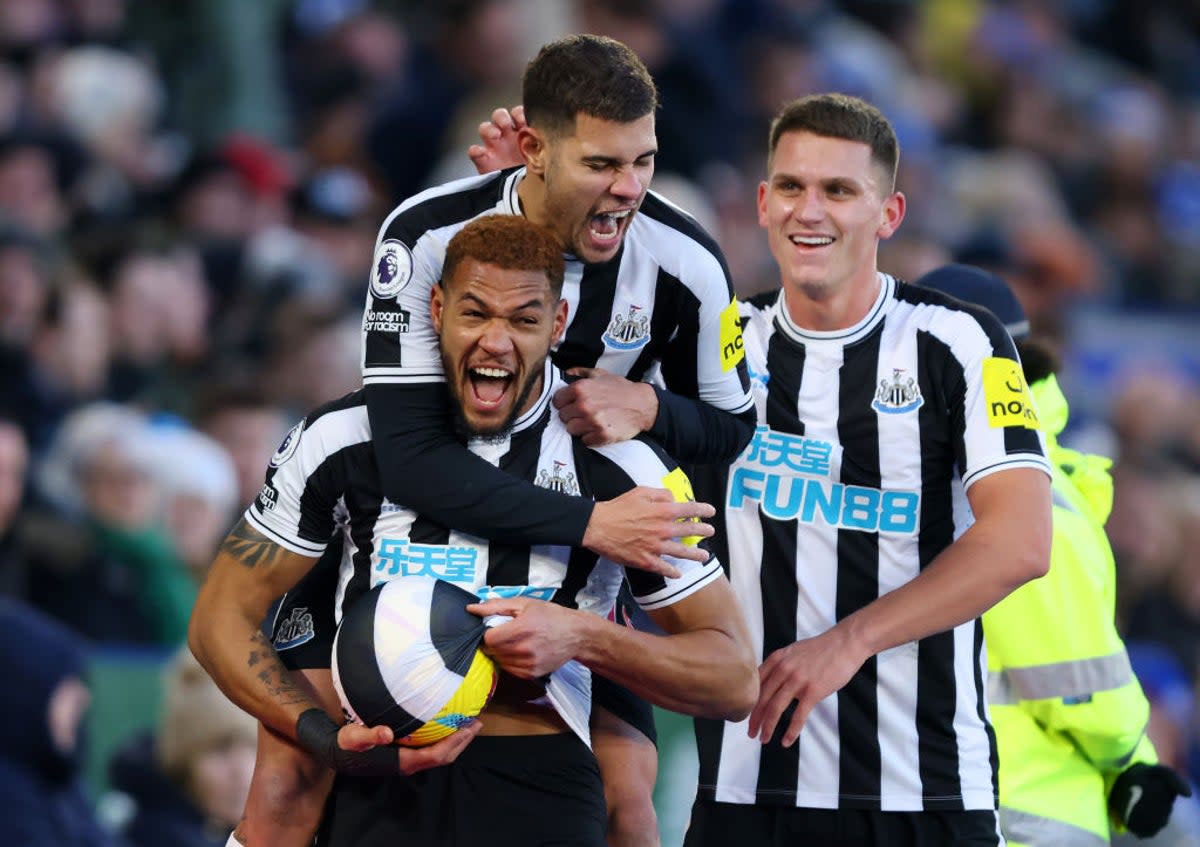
[
  {"xmin": 0, "ymin": 599, "xmax": 121, "ymax": 847},
  {"xmin": 108, "ymin": 647, "xmax": 257, "ymax": 847}
]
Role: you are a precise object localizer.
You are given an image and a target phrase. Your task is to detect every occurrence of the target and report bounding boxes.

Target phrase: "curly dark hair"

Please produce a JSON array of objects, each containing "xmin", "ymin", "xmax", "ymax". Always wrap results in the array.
[{"xmin": 441, "ymin": 215, "xmax": 565, "ymax": 296}]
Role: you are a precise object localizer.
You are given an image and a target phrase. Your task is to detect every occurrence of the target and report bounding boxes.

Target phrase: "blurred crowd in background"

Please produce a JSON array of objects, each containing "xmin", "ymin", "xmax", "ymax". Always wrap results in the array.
[{"xmin": 0, "ymin": 0, "xmax": 1196, "ymax": 843}]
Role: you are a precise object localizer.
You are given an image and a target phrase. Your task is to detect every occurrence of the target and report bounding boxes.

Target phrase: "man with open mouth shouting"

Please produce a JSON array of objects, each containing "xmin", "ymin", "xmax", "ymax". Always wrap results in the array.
[
  {"xmin": 191, "ymin": 216, "xmax": 756, "ymax": 847},
  {"xmin": 218, "ymin": 32, "xmax": 755, "ymax": 847}
]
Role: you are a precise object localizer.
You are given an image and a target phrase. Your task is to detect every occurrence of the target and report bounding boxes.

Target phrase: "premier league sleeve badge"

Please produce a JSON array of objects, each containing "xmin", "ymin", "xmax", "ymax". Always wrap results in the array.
[{"xmin": 369, "ymin": 238, "xmax": 415, "ymax": 300}]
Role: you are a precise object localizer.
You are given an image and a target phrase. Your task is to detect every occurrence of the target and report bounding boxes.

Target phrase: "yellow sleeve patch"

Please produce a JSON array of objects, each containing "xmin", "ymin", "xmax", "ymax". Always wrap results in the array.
[
  {"xmin": 719, "ymin": 298, "xmax": 745, "ymax": 372},
  {"xmin": 982, "ymin": 357, "xmax": 1040, "ymax": 429},
  {"xmin": 661, "ymin": 466, "xmax": 703, "ymax": 547}
]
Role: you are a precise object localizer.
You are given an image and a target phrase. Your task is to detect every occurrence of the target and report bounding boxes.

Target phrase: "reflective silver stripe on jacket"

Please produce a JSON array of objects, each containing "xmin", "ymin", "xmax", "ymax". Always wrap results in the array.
[
  {"xmin": 1000, "ymin": 807, "xmax": 1108, "ymax": 847},
  {"xmin": 1051, "ymin": 486, "xmax": 1079, "ymax": 513},
  {"xmin": 989, "ymin": 650, "xmax": 1133, "ymax": 705}
]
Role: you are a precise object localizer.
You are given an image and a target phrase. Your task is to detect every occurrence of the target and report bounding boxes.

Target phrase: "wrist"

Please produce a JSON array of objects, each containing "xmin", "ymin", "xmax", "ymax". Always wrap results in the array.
[
  {"xmin": 639, "ymin": 383, "xmax": 660, "ymax": 432},
  {"xmin": 836, "ymin": 612, "xmax": 877, "ymax": 665},
  {"xmin": 571, "ymin": 609, "xmax": 609, "ymax": 667},
  {"xmin": 581, "ymin": 500, "xmax": 608, "ymax": 552},
  {"xmin": 295, "ymin": 708, "xmax": 398, "ymax": 776}
]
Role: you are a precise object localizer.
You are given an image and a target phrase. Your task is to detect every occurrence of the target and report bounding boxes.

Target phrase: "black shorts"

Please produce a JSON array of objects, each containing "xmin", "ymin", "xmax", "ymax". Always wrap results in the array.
[
  {"xmin": 270, "ymin": 561, "xmax": 658, "ymax": 744},
  {"xmin": 683, "ymin": 800, "xmax": 1003, "ymax": 847},
  {"xmin": 317, "ymin": 733, "xmax": 606, "ymax": 847}
]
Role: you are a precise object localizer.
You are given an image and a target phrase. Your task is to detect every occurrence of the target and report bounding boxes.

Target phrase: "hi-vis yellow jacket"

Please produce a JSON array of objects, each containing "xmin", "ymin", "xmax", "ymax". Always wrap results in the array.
[{"xmin": 984, "ymin": 374, "xmax": 1156, "ymax": 847}]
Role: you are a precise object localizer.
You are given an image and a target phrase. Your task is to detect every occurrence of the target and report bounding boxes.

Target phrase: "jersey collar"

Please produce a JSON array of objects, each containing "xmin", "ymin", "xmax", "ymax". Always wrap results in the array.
[
  {"xmin": 510, "ymin": 358, "xmax": 556, "ymax": 434},
  {"xmin": 774, "ymin": 272, "xmax": 895, "ymax": 349},
  {"xmin": 500, "ymin": 167, "xmax": 525, "ymax": 217}
]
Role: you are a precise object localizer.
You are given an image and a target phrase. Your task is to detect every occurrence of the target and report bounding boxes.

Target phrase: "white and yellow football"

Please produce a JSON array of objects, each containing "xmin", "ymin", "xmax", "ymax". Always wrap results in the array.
[{"xmin": 331, "ymin": 577, "xmax": 497, "ymax": 748}]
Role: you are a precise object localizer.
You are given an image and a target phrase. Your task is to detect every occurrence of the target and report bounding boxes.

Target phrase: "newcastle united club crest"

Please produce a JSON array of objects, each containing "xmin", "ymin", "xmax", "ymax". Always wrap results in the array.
[
  {"xmin": 602, "ymin": 304, "xmax": 650, "ymax": 351},
  {"xmin": 272, "ymin": 606, "xmax": 315, "ymax": 651},
  {"xmin": 871, "ymin": 368, "xmax": 924, "ymax": 414},
  {"xmin": 536, "ymin": 460, "xmax": 580, "ymax": 495}
]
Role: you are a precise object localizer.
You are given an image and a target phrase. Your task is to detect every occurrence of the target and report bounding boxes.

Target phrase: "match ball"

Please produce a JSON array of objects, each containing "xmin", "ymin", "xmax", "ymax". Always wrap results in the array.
[{"xmin": 331, "ymin": 577, "xmax": 497, "ymax": 747}]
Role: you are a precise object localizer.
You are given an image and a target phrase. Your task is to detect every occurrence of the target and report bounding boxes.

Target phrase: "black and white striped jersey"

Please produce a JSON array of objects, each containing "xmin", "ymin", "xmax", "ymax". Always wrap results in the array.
[
  {"xmin": 692, "ymin": 274, "xmax": 1050, "ymax": 812},
  {"xmin": 361, "ymin": 166, "xmax": 752, "ymax": 417},
  {"xmin": 247, "ymin": 361, "xmax": 721, "ymax": 624}
]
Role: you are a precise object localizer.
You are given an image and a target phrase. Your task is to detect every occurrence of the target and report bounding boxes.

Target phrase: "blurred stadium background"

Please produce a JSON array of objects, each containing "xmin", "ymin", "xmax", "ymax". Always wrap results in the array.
[{"xmin": 0, "ymin": 1, "xmax": 1196, "ymax": 844}]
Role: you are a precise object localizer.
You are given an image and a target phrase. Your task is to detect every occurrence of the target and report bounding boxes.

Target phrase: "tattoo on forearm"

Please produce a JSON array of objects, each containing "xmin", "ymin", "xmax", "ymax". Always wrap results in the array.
[
  {"xmin": 221, "ymin": 517, "xmax": 287, "ymax": 570},
  {"xmin": 247, "ymin": 631, "xmax": 311, "ymax": 706}
]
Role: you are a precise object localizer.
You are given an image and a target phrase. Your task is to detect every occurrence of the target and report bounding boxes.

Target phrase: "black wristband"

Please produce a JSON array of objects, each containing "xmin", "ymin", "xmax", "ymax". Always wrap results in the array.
[{"xmin": 295, "ymin": 708, "xmax": 399, "ymax": 776}]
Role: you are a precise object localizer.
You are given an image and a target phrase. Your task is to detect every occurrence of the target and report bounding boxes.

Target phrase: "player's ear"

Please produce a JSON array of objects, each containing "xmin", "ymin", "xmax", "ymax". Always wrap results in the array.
[
  {"xmin": 430, "ymin": 282, "xmax": 445, "ymax": 335},
  {"xmin": 551, "ymin": 297, "xmax": 568, "ymax": 345},
  {"xmin": 520, "ymin": 127, "xmax": 547, "ymax": 175},
  {"xmin": 877, "ymin": 191, "xmax": 905, "ymax": 240}
]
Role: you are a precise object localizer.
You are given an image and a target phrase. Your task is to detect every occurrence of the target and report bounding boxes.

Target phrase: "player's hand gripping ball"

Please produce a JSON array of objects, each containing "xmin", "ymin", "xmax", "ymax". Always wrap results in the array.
[{"xmin": 332, "ymin": 577, "xmax": 497, "ymax": 747}]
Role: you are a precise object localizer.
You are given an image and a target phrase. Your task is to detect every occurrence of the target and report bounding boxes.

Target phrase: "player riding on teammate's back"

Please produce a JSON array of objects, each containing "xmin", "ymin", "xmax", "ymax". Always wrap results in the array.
[{"xmin": 189, "ymin": 215, "xmax": 757, "ymax": 846}]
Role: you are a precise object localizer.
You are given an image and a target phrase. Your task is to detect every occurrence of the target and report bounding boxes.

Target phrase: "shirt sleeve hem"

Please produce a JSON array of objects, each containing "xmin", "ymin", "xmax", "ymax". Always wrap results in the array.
[{"xmin": 244, "ymin": 508, "xmax": 328, "ymax": 557}]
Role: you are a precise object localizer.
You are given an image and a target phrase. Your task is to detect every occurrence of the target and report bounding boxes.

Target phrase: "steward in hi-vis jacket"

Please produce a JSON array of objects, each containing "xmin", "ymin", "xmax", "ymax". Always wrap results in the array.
[{"xmin": 918, "ymin": 265, "xmax": 1191, "ymax": 847}]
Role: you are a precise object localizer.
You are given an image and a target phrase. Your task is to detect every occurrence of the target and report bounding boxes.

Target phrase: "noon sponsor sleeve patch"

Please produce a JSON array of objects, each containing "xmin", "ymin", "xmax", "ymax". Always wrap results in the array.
[
  {"xmin": 719, "ymin": 298, "xmax": 745, "ymax": 372},
  {"xmin": 982, "ymin": 356, "xmax": 1040, "ymax": 429}
]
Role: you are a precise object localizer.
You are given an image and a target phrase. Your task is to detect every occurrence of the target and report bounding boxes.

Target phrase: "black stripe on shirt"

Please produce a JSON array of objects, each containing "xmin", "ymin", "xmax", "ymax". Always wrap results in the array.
[
  {"xmin": 835, "ymin": 326, "xmax": 883, "ymax": 808},
  {"xmin": 380, "ymin": 171, "xmax": 510, "ymax": 248},
  {"xmin": 897, "ymin": 282, "xmax": 1041, "ymax": 461},
  {"xmin": 631, "ymin": 268, "xmax": 697, "ymax": 388},
  {"xmin": 691, "ymin": 456, "xmax": 733, "ymax": 796},
  {"xmin": 915, "ymin": 329, "xmax": 965, "ymax": 808},
  {"xmin": 755, "ymin": 328, "xmax": 805, "ymax": 803},
  {"xmin": 482, "ymin": 423, "xmax": 548, "ymax": 587},
  {"xmin": 552, "ymin": 252, "xmax": 624, "ymax": 370},
  {"xmin": 638, "ymin": 191, "xmax": 733, "ymax": 286},
  {"xmin": 975, "ymin": 617, "xmax": 1000, "ymax": 805}
]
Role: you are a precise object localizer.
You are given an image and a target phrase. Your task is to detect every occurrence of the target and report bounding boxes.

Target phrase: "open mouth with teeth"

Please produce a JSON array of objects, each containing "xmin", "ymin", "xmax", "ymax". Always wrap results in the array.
[
  {"xmin": 588, "ymin": 209, "xmax": 632, "ymax": 246},
  {"xmin": 467, "ymin": 365, "xmax": 514, "ymax": 411},
  {"xmin": 789, "ymin": 235, "xmax": 835, "ymax": 248}
]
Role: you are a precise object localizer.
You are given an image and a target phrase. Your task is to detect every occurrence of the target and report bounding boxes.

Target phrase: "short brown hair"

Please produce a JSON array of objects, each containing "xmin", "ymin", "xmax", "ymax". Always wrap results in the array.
[
  {"xmin": 442, "ymin": 215, "xmax": 565, "ymax": 297},
  {"xmin": 768, "ymin": 93, "xmax": 899, "ymax": 191},
  {"xmin": 522, "ymin": 34, "xmax": 658, "ymax": 138}
]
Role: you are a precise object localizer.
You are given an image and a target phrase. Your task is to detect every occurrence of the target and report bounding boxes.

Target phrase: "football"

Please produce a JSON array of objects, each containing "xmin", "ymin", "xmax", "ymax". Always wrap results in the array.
[{"xmin": 331, "ymin": 577, "xmax": 498, "ymax": 747}]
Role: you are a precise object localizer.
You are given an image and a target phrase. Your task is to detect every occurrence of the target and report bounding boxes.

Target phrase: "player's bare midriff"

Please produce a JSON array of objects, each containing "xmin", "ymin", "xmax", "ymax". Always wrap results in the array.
[{"xmin": 478, "ymin": 672, "xmax": 570, "ymax": 736}]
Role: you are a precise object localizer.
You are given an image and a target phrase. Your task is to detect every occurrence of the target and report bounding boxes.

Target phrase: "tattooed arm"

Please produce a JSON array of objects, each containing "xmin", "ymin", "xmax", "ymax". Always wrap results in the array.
[{"xmin": 188, "ymin": 517, "xmax": 333, "ymax": 741}]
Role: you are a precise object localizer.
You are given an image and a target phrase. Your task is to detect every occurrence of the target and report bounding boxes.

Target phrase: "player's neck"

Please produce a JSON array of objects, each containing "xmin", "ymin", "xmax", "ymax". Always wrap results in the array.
[
  {"xmin": 782, "ymin": 269, "xmax": 882, "ymax": 332},
  {"xmin": 515, "ymin": 173, "xmax": 549, "ymax": 228}
]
